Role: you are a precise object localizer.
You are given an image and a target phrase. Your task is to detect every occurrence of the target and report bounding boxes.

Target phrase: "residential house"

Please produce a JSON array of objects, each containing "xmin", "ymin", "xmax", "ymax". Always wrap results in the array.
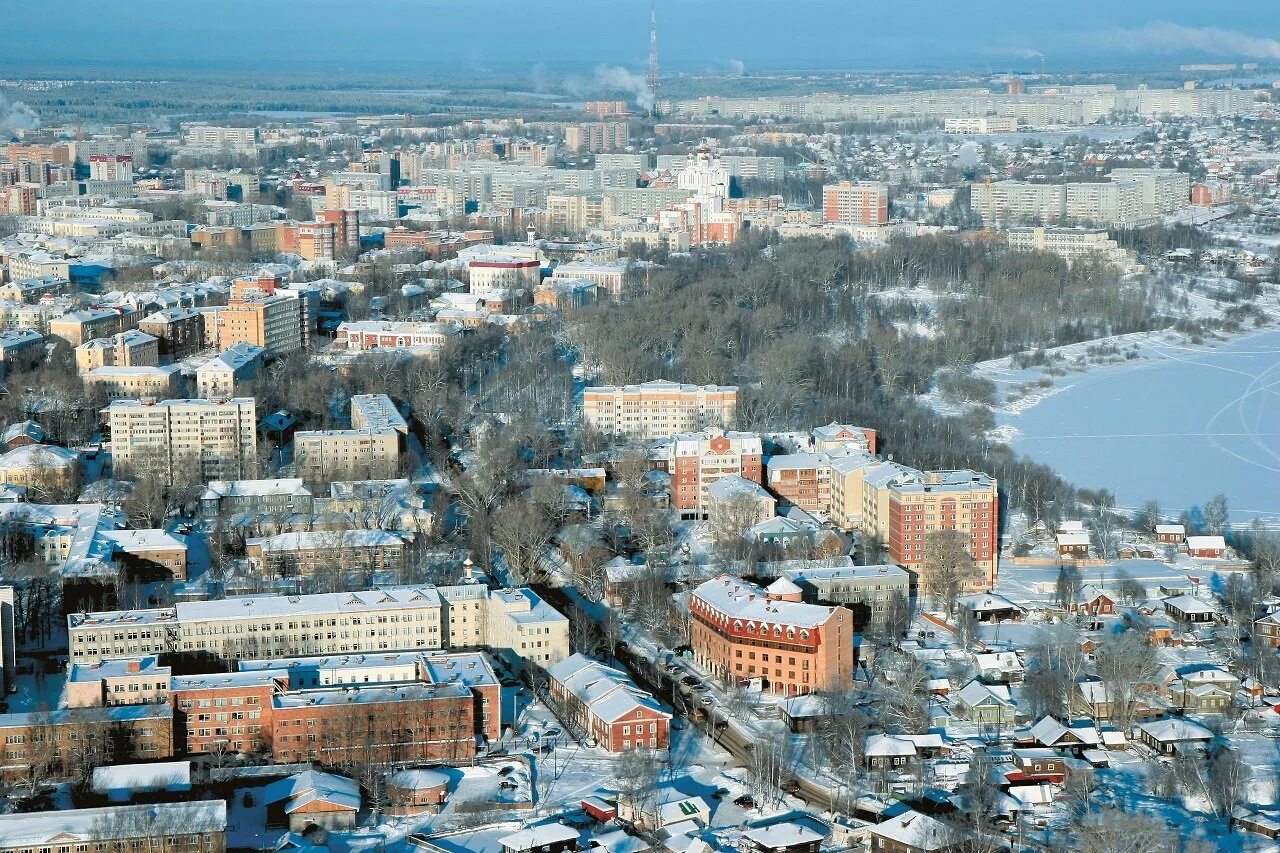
[
  {"xmin": 952, "ymin": 680, "xmax": 1016, "ymax": 726},
  {"xmin": 1136, "ymin": 717, "xmax": 1213, "ymax": 755}
]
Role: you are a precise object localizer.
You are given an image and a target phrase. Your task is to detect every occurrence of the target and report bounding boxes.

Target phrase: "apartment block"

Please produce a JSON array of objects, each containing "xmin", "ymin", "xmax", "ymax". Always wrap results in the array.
[
  {"xmin": 195, "ymin": 342, "xmax": 266, "ymax": 398},
  {"xmin": 85, "ymin": 364, "xmax": 184, "ymax": 400},
  {"xmin": 669, "ymin": 428, "xmax": 763, "ymax": 517},
  {"xmin": 885, "ymin": 470, "xmax": 999, "ymax": 590},
  {"xmin": 201, "ymin": 289, "xmax": 309, "ymax": 357},
  {"xmin": 766, "ymin": 453, "xmax": 836, "ymax": 516},
  {"xmin": 582, "ymin": 380, "xmax": 738, "ymax": 440},
  {"xmin": 74, "ymin": 329, "xmax": 160, "ymax": 373},
  {"xmin": 565, "ymin": 121, "xmax": 629, "ymax": 153},
  {"xmin": 780, "ymin": 562, "xmax": 911, "ymax": 632},
  {"xmin": 139, "ymin": 307, "xmax": 203, "ymax": 359},
  {"xmin": 823, "ymin": 181, "xmax": 889, "ymax": 226},
  {"xmin": 49, "ymin": 306, "xmax": 136, "ymax": 347},
  {"xmin": 689, "ymin": 574, "xmax": 853, "ymax": 695},
  {"xmin": 105, "ymin": 396, "xmax": 258, "ymax": 484},
  {"xmin": 0, "ymin": 328, "xmax": 45, "ymax": 377},
  {"xmin": 1107, "ymin": 168, "xmax": 1191, "ymax": 215},
  {"xmin": 293, "ymin": 428, "xmax": 401, "ymax": 482}
]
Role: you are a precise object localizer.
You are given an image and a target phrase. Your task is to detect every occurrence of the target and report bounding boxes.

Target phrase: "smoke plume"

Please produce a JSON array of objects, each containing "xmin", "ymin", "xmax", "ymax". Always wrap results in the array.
[
  {"xmin": 562, "ymin": 65, "xmax": 655, "ymax": 111},
  {"xmin": 1101, "ymin": 22, "xmax": 1280, "ymax": 59},
  {"xmin": 0, "ymin": 94, "xmax": 39, "ymax": 137}
]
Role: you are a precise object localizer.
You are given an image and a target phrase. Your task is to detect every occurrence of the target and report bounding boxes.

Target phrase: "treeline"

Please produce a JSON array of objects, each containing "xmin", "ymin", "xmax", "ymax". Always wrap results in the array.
[{"xmin": 564, "ymin": 232, "xmax": 1169, "ymax": 523}]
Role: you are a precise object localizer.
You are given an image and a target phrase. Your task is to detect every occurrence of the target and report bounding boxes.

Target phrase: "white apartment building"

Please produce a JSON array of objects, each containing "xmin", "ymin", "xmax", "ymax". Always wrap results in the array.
[
  {"xmin": 943, "ymin": 117, "xmax": 1019, "ymax": 133},
  {"xmin": 582, "ymin": 380, "xmax": 738, "ymax": 440},
  {"xmin": 1006, "ymin": 227, "xmax": 1142, "ymax": 272},
  {"xmin": 106, "ymin": 396, "xmax": 258, "ymax": 483},
  {"xmin": 1108, "ymin": 168, "xmax": 1191, "ymax": 215},
  {"xmin": 183, "ymin": 125, "xmax": 259, "ymax": 149}
]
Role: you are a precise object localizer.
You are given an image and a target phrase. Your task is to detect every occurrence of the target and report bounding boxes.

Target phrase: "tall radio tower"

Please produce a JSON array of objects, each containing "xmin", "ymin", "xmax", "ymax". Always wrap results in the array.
[{"xmin": 646, "ymin": 1, "xmax": 660, "ymax": 117}]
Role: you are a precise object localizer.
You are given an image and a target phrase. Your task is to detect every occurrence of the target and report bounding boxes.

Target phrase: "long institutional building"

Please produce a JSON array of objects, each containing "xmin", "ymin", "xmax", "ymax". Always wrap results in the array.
[
  {"xmin": 68, "ymin": 582, "xmax": 569, "ymax": 669},
  {"xmin": 663, "ymin": 86, "xmax": 1257, "ymax": 123},
  {"xmin": 582, "ymin": 380, "xmax": 738, "ymax": 440}
]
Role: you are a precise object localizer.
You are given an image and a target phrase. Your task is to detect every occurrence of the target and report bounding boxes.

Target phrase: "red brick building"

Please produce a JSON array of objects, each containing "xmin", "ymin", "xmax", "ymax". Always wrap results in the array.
[
  {"xmin": 886, "ymin": 471, "xmax": 999, "ymax": 590},
  {"xmin": 690, "ymin": 574, "xmax": 853, "ymax": 696},
  {"xmin": 547, "ymin": 654, "xmax": 670, "ymax": 752},
  {"xmin": 670, "ymin": 429, "xmax": 763, "ymax": 517}
]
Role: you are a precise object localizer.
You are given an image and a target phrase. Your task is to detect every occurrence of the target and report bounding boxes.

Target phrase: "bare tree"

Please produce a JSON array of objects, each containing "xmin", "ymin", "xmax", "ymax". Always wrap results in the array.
[
  {"xmin": 923, "ymin": 529, "xmax": 979, "ymax": 616},
  {"xmin": 1202, "ymin": 494, "xmax": 1230, "ymax": 536},
  {"xmin": 492, "ymin": 499, "xmax": 556, "ymax": 585},
  {"xmin": 1094, "ymin": 629, "xmax": 1159, "ymax": 728},
  {"xmin": 1055, "ymin": 563, "xmax": 1083, "ymax": 612}
]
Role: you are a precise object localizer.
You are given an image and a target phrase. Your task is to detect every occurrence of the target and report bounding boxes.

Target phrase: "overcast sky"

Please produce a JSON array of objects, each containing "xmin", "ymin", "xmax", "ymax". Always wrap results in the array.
[{"xmin": 8, "ymin": 1, "xmax": 1280, "ymax": 73}]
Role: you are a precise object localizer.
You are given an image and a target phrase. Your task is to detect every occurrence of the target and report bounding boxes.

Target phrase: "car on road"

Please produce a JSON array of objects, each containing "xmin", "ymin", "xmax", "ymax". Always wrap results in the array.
[
  {"xmin": 733, "ymin": 794, "xmax": 755, "ymax": 808},
  {"xmin": 699, "ymin": 696, "xmax": 713, "ymax": 706},
  {"xmin": 681, "ymin": 676, "xmax": 701, "ymax": 687}
]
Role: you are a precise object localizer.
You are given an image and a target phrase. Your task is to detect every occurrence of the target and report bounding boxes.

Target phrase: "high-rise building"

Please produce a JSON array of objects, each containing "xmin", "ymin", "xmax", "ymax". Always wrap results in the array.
[
  {"xmin": 87, "ymin": 154, "xmax": 134, "ymax": 182},
  {"xmin": 565, "ymin": 122, "xmax": 629, "ymax": 153},
  {"xmin": 823, "ymin": 181, "xmax": 889, "ymax": 226},
  {"xmin": 105, "ymin": 396, "xmax": 258, "ymax": 483}
]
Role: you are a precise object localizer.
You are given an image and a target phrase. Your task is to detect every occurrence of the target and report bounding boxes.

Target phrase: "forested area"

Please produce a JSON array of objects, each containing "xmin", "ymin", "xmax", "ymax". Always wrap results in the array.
[{"xmin": 564, "ymin": 232, "xmax": 1175, "ymax": 523}]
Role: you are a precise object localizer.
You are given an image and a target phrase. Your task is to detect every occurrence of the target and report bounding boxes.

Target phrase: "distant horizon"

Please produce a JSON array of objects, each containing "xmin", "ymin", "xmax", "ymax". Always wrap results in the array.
[{"xmin": 5, "ymin": 1, "xmax": 1280, "ymax": 78}]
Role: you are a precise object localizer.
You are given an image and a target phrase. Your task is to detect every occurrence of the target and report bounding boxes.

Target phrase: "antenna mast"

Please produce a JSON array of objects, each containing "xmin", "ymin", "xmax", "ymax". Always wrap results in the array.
[{"xmin": 647, "ymin": 2, "xmax": 660, "ymax": 118}]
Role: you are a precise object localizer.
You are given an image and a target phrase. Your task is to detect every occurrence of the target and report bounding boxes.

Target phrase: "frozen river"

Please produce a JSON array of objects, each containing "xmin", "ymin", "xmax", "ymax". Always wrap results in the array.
[{"xmin": 1002, "ymin": 328, "xmax": 1280, "ymax": 526}]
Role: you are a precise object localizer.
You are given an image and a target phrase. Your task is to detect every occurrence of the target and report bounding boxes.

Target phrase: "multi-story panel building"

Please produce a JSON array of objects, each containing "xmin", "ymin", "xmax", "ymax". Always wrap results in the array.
[
  {"xmin": 564, "ymin": 122, "xmax": 629, "ymax": 153},
  {"xmin": 184, "ymin": 124, "xmax": 259, "ymax": 149},
  {"xmin": 105, "ymin": 397, "xmax": 258, "ymax": 484},
  {"xmin": 669, "ymin": 428, "xmax": 763, "ymax": 517},
  {"xmin": 293, "ymin": 428, "xmax": 401, "ymax": 482},
  {"xmin": 485, "ymin": 588, "xmax": 570, "ymax": 668},
  {"xmin": 1108, "ymin": 168, "xmax": 1190, "ymax": 215},
  {"xmin": 582, "ymin": 380, "xmax": 738, "ymax": 440},
  {"xmin": 823, "ymin": 181, "xmax": 889, "ymax": 226},
  {"xmin": 689, "ymin": 574, "xmax": 853, "ymax": 695}
]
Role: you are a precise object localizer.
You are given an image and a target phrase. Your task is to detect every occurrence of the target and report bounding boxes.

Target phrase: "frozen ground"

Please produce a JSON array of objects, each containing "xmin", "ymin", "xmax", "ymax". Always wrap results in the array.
[{"xmin": 998, "ymin": 328, "xmax": 1280, "ymax": 525}]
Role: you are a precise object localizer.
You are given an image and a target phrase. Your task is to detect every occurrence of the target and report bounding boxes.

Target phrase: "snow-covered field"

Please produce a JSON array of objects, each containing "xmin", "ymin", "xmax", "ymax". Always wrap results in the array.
[{"xmin": 997, "ymin": 327, "xmax": 1280, "ymax": 525}]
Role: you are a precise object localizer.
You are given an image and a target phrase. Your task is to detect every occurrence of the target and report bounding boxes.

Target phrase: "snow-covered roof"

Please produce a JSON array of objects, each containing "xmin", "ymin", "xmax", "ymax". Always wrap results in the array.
[
  {"xmin": 692, "ymin": 574, "xmax": 840, "ymax": 629},
  {"xmin": 91, "ymin": 760, "xmax": 191, "ymax": 798},
  {"xmin": 1186, "ymin": 535, "xmax": 1226, "ymax": 550},
  {"xmin": 1138, "ymin": 717, "xmax": 1214, "ymax": 743},
  {"xmin": 500, "ymin": 822, "xmax": 580, "ymax": 851},
  {"xmin": 0, "ymin": 801, "xmax": 225, "ymax": 844},
  {"xmin": 263, "ymin": 770, "xmax": 360, "ymax": 813},
  {"xmin": 869, "ymin": 810, "xmax": 967, "ymax": 850},
  {"xmin": 742, "ymin": 823, "xmax": 827, "ymax": 849}
]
